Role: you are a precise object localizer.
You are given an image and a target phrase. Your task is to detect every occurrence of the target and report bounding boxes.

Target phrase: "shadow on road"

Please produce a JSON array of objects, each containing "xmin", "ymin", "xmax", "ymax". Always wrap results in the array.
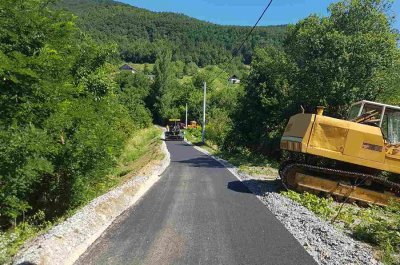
[
  {"xmin": 175, "ymin": 156, "xmax": 225, "ymax": 168},
  {"xmin": 227, "ymin": 181, "xmax": 252, "ymax": 194},
  {"xmin": 227, "ymin": 179, "xmax": 283, "ymax": 196}
]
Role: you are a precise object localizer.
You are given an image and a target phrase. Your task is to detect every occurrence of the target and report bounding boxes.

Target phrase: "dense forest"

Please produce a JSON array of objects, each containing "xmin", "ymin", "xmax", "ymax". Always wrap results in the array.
[{"xmin": 55, "ymin": 0, "xmax": 287, "ymax": 65}]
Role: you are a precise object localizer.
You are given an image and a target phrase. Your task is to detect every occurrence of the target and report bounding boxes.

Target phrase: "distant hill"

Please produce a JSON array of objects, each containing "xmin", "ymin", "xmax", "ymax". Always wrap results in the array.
[{"xmin": 56, "ymin": 0, "xmax": 287, "ymax": 65}]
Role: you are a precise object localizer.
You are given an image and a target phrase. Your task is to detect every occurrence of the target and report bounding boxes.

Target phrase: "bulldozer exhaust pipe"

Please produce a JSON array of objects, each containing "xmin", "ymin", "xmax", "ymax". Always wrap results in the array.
[{"xmin": 317, "ymin": 106, "xmax": 325, "ymax": 116}]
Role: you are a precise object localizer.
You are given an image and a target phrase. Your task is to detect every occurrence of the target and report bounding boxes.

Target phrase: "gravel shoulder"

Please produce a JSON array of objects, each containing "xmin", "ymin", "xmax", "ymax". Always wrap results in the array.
[
  {"xmin": 13, "ymin": 131, "xmax": 170, "ymax": 265},
  {"xmin": 190, "ymin": 143, "xmax": 381, "ymax": 265}
]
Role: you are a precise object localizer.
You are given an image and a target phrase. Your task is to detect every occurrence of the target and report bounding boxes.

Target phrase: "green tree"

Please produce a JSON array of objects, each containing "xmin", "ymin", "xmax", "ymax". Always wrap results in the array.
[
  {"xmin": 150, "ymin": 50, "xmax": 181, "ymax": 122},
  {"xmin": 173, "ymin": 60, "xmax": 185, "ymax": 79},
  {"xmin": 285, "ymin": 0, "xmax": 398, "ymax": 116},
  {"xmin": 115, "ymin": 71, "xmax": 152, "ymax": 128},
  {"xmin": 206, "ymin": 109, "xmax": 232, "ymax": 147},
  {"xmin": 184, "ymin": 62, "xmax": 198, "ymax": 76},
  {"xmin": 226, "ymin": 47, "xmax": 295, "ymax": 153},
  {"xmin": 377, "ymin": 52, "xmax": 400, "ymax": 105}
]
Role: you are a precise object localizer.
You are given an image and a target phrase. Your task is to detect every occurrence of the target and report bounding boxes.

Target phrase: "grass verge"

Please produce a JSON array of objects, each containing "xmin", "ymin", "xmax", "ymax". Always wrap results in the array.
[{"xmin": 0, "ymin": 126, "xmax": 163, "ymax": 264}]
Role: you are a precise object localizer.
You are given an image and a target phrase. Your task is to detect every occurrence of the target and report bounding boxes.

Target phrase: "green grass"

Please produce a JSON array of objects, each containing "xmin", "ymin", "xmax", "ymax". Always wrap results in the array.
[
  {"xmin": 282, "ymin": 190, "xmax": 400, "ymax": 264},
  {"xmin": 216, "ymin": 149, "xmax": 279, "ymax": 177},
  {"xmin": 113, "ymin": 126, "xmax": 162, "ymax": 177},
  {"xmin": 0, "ymin": 126, "xmax": 163, "ymax": 264}
]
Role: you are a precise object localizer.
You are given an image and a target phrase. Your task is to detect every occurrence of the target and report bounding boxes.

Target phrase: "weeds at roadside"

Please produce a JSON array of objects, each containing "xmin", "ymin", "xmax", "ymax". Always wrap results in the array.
[
  {"xmin": 0, "ymin": 210, "xmax": 52, "ymax": 264},
  {"xmin": 282, "ymin": 190, "xmax": 400, "ymax": 264}
]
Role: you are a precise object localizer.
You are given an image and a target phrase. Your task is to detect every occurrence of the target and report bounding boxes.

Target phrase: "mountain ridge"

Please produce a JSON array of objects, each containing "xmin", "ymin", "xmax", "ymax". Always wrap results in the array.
[{"xmin": 56, "ymin": 0, "xmax": 287, "ymax": 65}]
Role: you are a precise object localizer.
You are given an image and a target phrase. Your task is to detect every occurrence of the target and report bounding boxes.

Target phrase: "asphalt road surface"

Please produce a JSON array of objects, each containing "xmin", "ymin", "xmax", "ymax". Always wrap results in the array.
[{"xmin": 76, "ymin": 141, "xmax": 316, "ymax": 265}]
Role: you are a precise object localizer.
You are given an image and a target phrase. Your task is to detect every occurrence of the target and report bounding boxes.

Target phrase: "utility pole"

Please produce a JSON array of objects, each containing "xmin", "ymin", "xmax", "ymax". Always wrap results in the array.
[
  {"xmin": 202, "ymin": 82, "xmax": 206, "ymax": 144},
  {"xmin": 185, "ymin": 103, "xmax": 188, "ymax": 129}
]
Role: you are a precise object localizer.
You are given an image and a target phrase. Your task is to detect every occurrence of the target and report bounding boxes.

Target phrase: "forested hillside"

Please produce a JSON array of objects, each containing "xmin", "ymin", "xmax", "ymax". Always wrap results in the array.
[{"xmin": 55, "ymin": 0, "xmax": 286, "ymax": 65}]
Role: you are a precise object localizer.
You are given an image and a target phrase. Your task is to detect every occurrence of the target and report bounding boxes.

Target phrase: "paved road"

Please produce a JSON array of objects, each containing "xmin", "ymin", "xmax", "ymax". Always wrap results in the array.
[{"xmin": 76, "ymin": 141, "xmax": 316, "ymax": 265}]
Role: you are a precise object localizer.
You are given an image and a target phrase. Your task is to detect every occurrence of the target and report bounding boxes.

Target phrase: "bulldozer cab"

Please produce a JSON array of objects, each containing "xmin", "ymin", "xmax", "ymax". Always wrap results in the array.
[
  {"xmin": 348, "ymin": 100, "xmax": 400, "ymax": 144},
  {"xmin": 167, "ymin": 119, "xmax": 181, "ymax": 132}
]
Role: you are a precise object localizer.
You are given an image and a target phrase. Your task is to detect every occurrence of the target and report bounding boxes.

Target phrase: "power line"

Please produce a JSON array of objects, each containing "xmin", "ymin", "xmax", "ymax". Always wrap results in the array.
[{"xmin": 209, "ymin": 0, "xmax": 274, "ymax": 84}]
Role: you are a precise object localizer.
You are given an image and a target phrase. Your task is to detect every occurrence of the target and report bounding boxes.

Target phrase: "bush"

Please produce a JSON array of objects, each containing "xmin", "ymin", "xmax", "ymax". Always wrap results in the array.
[{"xmin": 206, "ymin": 109, "xmax": 232, "ymax": 147}]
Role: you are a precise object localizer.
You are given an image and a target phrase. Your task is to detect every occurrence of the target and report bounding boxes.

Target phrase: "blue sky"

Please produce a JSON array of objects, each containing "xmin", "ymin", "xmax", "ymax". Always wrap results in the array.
[{"xmin": 119, "ymin": 0, "xmax": 399, "ymax": 29}]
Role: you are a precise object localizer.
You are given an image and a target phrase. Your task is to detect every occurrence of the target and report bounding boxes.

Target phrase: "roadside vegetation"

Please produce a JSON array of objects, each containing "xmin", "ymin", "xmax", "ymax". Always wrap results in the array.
[
  {"xmin": 0, "ymin": 126, "xmax": 162, "ymax": 264},
  {"xmin": 185, "ymin": 127, "xmax": 278, "ymax": 178},
  {"xmin": 283, "ymin": 191, "xmax": 400, "ymax": 264},
  {"xmin": 0, "ymin": 1, "xmax": 160, "ymax": 262}
]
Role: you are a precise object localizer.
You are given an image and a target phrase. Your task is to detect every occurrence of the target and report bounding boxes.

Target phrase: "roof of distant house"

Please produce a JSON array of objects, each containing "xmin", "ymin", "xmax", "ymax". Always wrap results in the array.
[{"xmin": 120, "ymin": 64, "xmax": 136, "ymax": 71}]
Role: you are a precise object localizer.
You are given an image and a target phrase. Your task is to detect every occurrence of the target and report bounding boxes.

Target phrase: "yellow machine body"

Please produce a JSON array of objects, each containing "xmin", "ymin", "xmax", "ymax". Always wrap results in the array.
[
  {"xmin": 281, "ymin": 113, "xmax": 400, "ymax": 174},
  {"xmin": 187, "ymin": 120, "xmax": 200, "ymax": 129},
  {"xmin": 280, "ymin": 101, "xmax": 400, "ymax": 205}
]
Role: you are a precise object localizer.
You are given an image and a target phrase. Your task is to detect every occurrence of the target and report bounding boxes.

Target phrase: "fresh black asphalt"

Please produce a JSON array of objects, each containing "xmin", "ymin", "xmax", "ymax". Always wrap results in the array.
[{"xmin": 75, "ymin": 141, "xmax": 316, "ymax": 265}]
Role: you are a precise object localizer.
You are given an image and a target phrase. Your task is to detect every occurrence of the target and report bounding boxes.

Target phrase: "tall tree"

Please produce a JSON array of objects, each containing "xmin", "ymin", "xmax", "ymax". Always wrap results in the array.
[
  {"xmin": 150, "ymin": 50, "xmax": 178, "ymax": 122},
  {"xmin": 285, "ymin": 0, "xmax": 398, "ymax": 116},
  {"xmin": 226, "ymin": 47, "xmax": 295, "ymax": 153}
]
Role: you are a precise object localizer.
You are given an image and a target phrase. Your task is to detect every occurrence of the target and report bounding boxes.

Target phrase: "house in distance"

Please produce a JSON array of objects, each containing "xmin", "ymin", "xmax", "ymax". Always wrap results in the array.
[
  {"xmin": 228, "ymin": 75, "xmax": 240, "ymax": 84},
  {"xmin": 119, "ymin": 64, "xmax": 136, "ymax": 74}
]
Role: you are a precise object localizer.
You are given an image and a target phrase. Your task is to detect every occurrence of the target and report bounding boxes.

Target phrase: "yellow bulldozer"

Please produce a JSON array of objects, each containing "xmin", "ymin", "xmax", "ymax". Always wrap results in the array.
[
  {"xmin": 187, "ymin": 120, "xmax": 200, "ymax": 129},
  {"xmin": 280, "ymin": 100, "xmax": 400, "ymax": 206}
]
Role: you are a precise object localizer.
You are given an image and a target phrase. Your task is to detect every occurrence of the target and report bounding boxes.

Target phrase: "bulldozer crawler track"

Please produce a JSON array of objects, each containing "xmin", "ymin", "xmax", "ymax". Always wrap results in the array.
[{"xmin": 280, "ymin": 162, "xmax": 400, "ymax": 205}]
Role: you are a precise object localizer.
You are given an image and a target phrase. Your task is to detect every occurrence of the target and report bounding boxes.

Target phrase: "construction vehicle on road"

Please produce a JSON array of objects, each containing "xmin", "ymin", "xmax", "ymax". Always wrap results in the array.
[
  {"xmin": 165, "ymin": 119, "xmax": 184, "ymax": 141},
  {"xmin": 280, "ymin": 100, "xmax": 400, "ymax": 206}
]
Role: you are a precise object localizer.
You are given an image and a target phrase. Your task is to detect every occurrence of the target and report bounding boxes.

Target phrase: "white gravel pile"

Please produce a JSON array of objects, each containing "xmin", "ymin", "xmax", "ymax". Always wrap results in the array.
[
  {"xmin": 13, "ymin": 131, "xmax": 170, "ymax": 265},
  {"xmin": 193, "ymin": 145, "xmax": 381, "ymax": 265}
]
